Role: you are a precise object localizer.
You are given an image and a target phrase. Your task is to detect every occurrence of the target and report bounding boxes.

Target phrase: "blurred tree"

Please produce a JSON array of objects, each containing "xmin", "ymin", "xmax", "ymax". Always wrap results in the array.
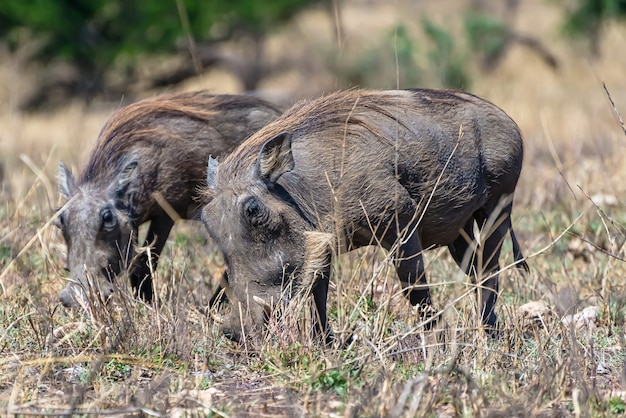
[
  {"xmin": 422, "ymin": 19, "xmax": 471, "ymax": 90},
  {"xmin": 0, "ymin": 0, "xmax": 320, "ymax": 108},
  {"xmin": 465, "ymin": 13, "xmax": 559, "ymax": 71},
  {"xmin": 562, "ymin": 0, "xmax": 626, "ymax": 56}
]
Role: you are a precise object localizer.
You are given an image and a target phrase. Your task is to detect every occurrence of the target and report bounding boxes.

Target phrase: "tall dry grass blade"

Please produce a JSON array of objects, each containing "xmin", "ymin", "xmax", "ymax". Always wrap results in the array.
[
  {"xmin": 603, "ymin": 82, "xmax": 626, "ymax": 137},
  {"xmin": 0, "ymin": 197, "xmax": 74, "ymax": 293},
  {"xmin": 19, "ymin": 153, "xmax": 55, "ymax": 210}
]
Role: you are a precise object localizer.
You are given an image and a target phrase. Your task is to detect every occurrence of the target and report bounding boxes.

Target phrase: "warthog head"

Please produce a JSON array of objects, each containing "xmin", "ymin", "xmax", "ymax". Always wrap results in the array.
[
  {"xmin": 201, "ymin": 135, "xmax": 324, "ymax": 341},
  {"xmin": 56, "ymin": 157, "xmax": 139, "ymax": 307}
]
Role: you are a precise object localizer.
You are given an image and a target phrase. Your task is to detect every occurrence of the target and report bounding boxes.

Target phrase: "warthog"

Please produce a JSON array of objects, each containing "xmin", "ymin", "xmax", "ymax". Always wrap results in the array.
[
  {"xmin": 56, "ymin": 91, "xmax": 281, "ymax": 307},
  {"xmin": 201, "ymin": 88, "xmax": 529, "ymax": 342}
]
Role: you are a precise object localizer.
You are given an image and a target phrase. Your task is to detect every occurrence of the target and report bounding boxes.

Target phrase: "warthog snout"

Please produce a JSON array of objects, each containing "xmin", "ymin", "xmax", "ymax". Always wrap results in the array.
[
  {"xmin": 214, "ymin": 298, "xmax": 270, "ymax": 343},
  {"xmin": 58, "ymin": 270, "xmax": 115, "ymax": 308},
  {"xmin": 58, "ymin": 282, "xmax": 115, "ymax": 308}
]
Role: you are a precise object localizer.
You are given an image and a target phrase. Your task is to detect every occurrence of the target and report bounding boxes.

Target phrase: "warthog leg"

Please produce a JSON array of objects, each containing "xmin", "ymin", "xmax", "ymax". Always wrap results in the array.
[
  {"xmin": 376, "ymin": 213, "xmax": 435, "ymax": 327},
  {"xmin": 130, "ymin": 211, "xmax": 174, "ymax": 302},
  {"xmin": 448, "ymin": 198, "xmax": 527, "ymax": 333}
]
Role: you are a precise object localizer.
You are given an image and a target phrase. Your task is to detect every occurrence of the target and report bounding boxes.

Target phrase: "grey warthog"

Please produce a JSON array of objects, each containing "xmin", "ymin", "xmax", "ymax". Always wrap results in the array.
[
  {"xmin": 201, "ymin": 88, "xmax": 529, "ymax": 342},
  {"xmin": 56, "ymin": 91, "xmax": 281, "ymax": 307}
]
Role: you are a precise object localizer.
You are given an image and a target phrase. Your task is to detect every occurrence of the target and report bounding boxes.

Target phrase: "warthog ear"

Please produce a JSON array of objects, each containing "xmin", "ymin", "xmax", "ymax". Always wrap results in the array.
[
  {"xmin": 257, "ymin": 132, "xmax": 294, "ymax": 184},
  {"xmin": 58, "ymin": 162, "xmax": 76, "ymax": 199},
  {"xmin": 116, "ymin": 158, "xmax": 140, "ymax": 210},
  {"xmin": 207, "ymin": 155, "xmax": 219, "ymax": 191}
]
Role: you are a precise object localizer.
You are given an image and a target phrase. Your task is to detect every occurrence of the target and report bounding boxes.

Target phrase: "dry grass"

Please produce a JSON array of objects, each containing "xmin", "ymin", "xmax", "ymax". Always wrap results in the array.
[{"xmin": 2, "ymin": 0, "xmax": 626, "ymax": 416}]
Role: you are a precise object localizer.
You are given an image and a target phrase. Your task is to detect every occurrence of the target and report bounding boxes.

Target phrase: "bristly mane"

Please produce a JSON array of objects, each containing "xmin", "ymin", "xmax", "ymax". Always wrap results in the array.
[
  {"xmin": 216, "ymin": 88, "xmax": 472, "ymax": 183},
  {"xmin": 80, "ymin": 91, "xmax": 278, "ymax": 183}
]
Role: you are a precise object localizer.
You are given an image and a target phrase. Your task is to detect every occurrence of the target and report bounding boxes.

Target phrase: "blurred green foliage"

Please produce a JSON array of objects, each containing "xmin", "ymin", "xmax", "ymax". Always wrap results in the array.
[
  {"xmin": 0, "ymin": 0, "xmax": 316, "ymax": 59},
  {"xmin": 391, "ymin": 24, "xmax": 421, "ymax": 87},
  {"xmin": 564, "ymin": 0, "xmax": 626, "ymax": 36},
  {"xmin": 421, "ymin": 18, "xmax": 470, "ymax": 89},
  {"xmin": 0, "ymin": 0, "xmax": 318, "ymax": 101},
  {"xmin": 334, "ymin": 21, "xmax": 471, "ymax": 91},
  {"xmin": 464, "ymin": 13, "xmax": 508, "ymax": 67},
  {"xmin": 334, "ymin": 5, "xmax": 562, "ymax": 91},
  {"xmin": 336, "ymin": 23, "xmax": 421, "ymax": 90},
  {"xmin": 562, "ymin": 0, "xmax": 626, "ymax": 54}
]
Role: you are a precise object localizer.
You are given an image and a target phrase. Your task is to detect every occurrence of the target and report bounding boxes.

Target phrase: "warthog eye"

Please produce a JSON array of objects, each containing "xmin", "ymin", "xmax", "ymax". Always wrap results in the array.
[
  {"xmin": 100, "ymin": 208, "xmax": 117, "ymax": 230},
  {"xmin": 55, "ymin": 211, "xmax": 65, "ymax": 228},
  {"xmin": 242, "ymin": 196, "xmax": 268, "ymax": 226}
]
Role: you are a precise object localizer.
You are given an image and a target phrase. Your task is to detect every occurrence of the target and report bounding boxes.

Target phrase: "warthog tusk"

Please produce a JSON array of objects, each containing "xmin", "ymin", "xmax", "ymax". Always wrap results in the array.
[{"xmin": 253, "ymin": 295, "xmax": 272, "ymax": 316}]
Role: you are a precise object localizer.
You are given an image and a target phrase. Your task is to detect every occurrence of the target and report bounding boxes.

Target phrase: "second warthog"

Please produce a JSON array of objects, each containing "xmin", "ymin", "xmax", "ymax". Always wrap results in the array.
[
  {"xmin": 57, "ymin": 91, "xmax": 281, "ymax": 307},
  {"xmin": 201, "ymin": 88, "xmax": 529, "ymax": 342}
]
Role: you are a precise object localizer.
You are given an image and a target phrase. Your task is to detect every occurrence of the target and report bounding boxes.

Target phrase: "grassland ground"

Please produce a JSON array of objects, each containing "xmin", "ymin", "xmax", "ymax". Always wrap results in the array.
[{"xmin": 2, "ymin": 0, "xmax": 626, "ymax": 416}]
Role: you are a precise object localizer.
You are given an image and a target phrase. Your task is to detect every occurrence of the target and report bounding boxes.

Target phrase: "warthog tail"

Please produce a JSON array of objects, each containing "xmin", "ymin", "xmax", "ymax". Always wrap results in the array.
[{"xmin": 510, "ymin": 229, "xmax": 529, "ymax": 273}]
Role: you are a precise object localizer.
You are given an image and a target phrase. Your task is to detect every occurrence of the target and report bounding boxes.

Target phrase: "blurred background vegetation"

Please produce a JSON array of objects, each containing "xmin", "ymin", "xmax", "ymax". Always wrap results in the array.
[
  {"xmin": 1, "ymin": 1, "xmax": 626, "ymax": 414},
  {"xmin": 0, "ymin": 0, "xmax": 321, "ymax": 107},
  {"xmin": 0, "ymin": 0, "xmax": 624, "ymax": 109}
]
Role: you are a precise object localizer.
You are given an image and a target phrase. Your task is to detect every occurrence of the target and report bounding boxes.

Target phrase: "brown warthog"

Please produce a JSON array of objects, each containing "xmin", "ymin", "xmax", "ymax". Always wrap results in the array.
[
  {"xmin": 201, "ymin": 88, "xmax": 529, "ymax": 342},
  {"xmin": 56, "ymin": 91, "xmax": 281, "ymax": 307}
]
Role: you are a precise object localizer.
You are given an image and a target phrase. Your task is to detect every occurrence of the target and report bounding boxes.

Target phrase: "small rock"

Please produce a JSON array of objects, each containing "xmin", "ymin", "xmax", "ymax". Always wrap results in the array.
[
  {"xmin": 567, "ymin": 238, "xmax": 591, "ymax": 262},
  {"xmin": 561, "ymin": 306, "xmax": 598, "ymax": 333},
  {"xmin": 590, "ymin": 193, "xmax": 619, "ymax": 207},
  {"xmin": 517, "ymin": 300, "xmax": 551, "ymax": 319},
  {"xmin": 516, "ymin": 300, "xmax": 553, "ymax": 332}
]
